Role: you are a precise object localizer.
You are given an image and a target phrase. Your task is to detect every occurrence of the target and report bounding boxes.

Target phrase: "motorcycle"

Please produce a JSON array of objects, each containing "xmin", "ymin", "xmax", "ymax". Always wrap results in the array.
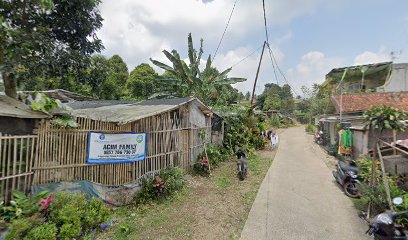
[
  {"xmin": 332, "ymin": 160, "xmax": 360, "ymax": 198},
  {"xmin": 315, "ymin": 131, "xmax": 324, "ymax": 145},
  {"xmin": 236, "ymin": 150, "xmax": 248, "ymax": 181},
  {"xmin": 361, "ymin": 197, "xmax": 408, "ymax": 240}
]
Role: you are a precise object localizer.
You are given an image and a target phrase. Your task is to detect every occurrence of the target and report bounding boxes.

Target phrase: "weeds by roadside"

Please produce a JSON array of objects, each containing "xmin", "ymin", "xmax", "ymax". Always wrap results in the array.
[{"xmin": 99, "ymin": 150, "xmax": 275, "ymax": 240}]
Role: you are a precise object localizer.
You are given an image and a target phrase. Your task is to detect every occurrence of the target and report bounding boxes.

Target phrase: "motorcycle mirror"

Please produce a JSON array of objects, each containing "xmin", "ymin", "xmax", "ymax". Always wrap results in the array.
[{"xmin": 393, "ymin": 197, "xmax": 403, "ymax": 205}]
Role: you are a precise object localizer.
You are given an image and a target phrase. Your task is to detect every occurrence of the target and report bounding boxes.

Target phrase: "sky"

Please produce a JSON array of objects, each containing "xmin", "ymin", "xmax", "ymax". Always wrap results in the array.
[{"xmin": 97, "ymin": 0, "xmax": 408, "ymax": 96}]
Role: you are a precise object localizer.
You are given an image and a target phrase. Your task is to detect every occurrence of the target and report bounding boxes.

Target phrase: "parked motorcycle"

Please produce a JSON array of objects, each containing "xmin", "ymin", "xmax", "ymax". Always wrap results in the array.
[
  {"xmin": 332, "ymin": 160, "xmax": 360, "ymax": 198},
  {"xmin": 361, "ymin": 197, "xmax": 407, "ymax": 240},
  {"xmin": 314, "ymin": 131, "xmax": 324, "ymax": 145},
  {"xmin": 236, "ymin": 150, "xmax": 248, "ymax": 181}
]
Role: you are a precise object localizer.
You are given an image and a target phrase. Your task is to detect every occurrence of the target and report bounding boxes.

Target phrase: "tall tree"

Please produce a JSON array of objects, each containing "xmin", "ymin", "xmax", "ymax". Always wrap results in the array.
[
  {"xmin": 150, "ymin": 33, "xmax": 246, "ymax": 106},
  {"xmin": 0, "ymin": 0, "xmax": 103, "ymax": 98},
  {"xmin": 99, "ymin": 55, "xmax": 129, "ymax": 99},
  {"xmin": 245, "ymin": 91, "xmax": 251, "ymax": 101},
  {"xmin": 126, "ymin": 63, "xmax": 158, "ymax": 100}
]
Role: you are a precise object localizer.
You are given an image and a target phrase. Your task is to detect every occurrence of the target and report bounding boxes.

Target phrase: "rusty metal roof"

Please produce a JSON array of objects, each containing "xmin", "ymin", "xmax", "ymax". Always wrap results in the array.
[
  {"xmin": 0, "ymin": 95, "xmax": 49, "ymax": 119},
  {"xmin": 69, "ymin": 97, "xmax": 211, "ymax": 124}
]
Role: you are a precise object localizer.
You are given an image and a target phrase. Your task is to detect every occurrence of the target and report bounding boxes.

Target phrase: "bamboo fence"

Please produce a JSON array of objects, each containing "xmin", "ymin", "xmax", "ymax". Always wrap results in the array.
[
  {"xmin": 0, "ymin": 133, "xmax": 37, "ymax": 202},
  {"xmin": 33, "ymin": 105, "xmax": 212, "ymax": 186}
]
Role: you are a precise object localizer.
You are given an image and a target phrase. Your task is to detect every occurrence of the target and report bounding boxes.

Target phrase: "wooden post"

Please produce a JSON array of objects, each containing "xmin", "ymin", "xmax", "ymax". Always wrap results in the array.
[
  {"xmin": 392, "ymin": 130, "xmax": 397, "ymax": 155},
  {"xmin": 250, "ymin": 41, "xmax": 267, "ymax": 106},
  {"xmin": 377, "ymin": 142, "xmax": 393, "ymax": 210}
]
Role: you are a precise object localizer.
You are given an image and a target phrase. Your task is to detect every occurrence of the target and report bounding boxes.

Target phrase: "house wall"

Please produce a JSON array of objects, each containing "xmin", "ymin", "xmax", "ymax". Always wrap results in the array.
[
  {"xmin": 189, "ymin": 103, "xmax": 211, "ymax": 165},
  {"xmin": 351, "ymin": 129, "xmax": 408, "ymax": 158},
  {"xmin": 378, "ymin": 63, "xmax": 408, "ymax": 92},
  {"xmin": 33, "ymin": 103, "xmax": 210, "ymax": 186},
  {"xmin": 351, "ymin": 130, "xmax": 368, "ymax": 158}
]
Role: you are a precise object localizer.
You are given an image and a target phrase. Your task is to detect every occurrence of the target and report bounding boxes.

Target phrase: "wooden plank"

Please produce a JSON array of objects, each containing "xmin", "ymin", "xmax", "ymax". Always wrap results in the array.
[{"xmin": 0, "ymin": 172, "xmax": 34, "ymax": 181}]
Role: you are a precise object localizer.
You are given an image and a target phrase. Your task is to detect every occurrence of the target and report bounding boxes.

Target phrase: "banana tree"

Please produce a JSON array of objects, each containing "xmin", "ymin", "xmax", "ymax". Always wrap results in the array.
[{"xmin": 150, "ymin": 33, "xmax": 246, "ymax": 104}]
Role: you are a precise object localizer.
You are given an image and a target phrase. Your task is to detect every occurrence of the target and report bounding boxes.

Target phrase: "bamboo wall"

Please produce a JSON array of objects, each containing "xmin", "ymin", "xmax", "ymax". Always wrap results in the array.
[
  {"xmin": 33, "ymin": 104, "xmax": 211, "ymax": 186},
  {"xmin": 0, "ymin": 133, "xmax": 37, "ymax": 202}
]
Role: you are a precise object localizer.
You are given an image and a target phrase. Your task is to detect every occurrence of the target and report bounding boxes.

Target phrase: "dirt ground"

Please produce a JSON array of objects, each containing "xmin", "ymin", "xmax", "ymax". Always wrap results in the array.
[{"xmin": 98, "ymin": 148, "xmax": 276, "ymax": 240}]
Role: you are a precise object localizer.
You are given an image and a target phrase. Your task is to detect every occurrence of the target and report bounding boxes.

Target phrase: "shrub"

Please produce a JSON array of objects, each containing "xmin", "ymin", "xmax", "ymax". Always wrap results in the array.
[
  {"xmin": 355, "ymin": 156, "xmax": 381, "ymax": 183},
  {"xmin": 48, "ymin": 192, "xmax": 111, "ymax": 238},
  {"xmin": 305, "ymin": 124, "xmax": 315, "ymax": 133},
  {"xmin": 160, "ymin": 167, "xmax": 185, "ymax": 194},
  {"xmin": 1, "ymin": 191, "xmax": 49, "ymax": 222},
  {"xmin": 134, "ymin": 166, "xmax": 186, "ymax": 204},
  {"xmin": 206, "ymin": 144, "xmax": 229, "ymax": 166},
  {"xmin": 24, "ymin": 222, "xmax": 57, "ymax": 240},
  {"xmin": 5, "ymin": 217, "xmax": 37, "ymax": 240}
]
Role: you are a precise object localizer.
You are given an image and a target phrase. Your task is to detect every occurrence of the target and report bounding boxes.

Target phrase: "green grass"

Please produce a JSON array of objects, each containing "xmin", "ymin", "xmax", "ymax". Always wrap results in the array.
[{"xmin": 99, "ymin": 188, "xmax": 193, "ymax": 240}]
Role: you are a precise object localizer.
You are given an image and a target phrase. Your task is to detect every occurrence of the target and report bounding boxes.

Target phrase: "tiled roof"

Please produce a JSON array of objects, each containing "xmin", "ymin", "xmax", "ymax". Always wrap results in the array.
[{"xmin": 331, "ymin": 92, "xmax": 408, "ymax": 113}]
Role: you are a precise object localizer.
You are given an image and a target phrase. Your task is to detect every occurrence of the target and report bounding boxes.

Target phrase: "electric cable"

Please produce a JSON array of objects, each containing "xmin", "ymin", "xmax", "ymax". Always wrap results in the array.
[{"xmin": 213, "ymin": 0, "xmax": 238, "ymax": 61}]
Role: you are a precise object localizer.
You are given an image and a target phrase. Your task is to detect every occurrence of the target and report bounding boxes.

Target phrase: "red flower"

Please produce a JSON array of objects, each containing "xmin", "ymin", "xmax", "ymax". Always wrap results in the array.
[{"xmin": 40, "ymin": 194, "xmax": 53, "ymax": 211}]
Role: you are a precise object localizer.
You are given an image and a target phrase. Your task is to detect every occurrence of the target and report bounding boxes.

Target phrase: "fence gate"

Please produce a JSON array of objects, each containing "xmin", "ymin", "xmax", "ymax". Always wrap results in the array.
[{"xmin": 0, "ymin": 134, "xmax": 37, "ymax": 202}]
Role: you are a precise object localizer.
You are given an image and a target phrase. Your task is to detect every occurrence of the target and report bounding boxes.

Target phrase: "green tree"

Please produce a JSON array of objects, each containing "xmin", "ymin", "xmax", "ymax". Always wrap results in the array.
[
  {"xmin": 0, "ymin": 0, "xmax": 104, "ymax": 98},
  {"xmin": 150, "ymin": 33, "xmax": 246, "ymax": 106},
  {"xmin": 99, "ymin": 55, "xmax": 129, "ymax": 99},
  {"xmin": 245, "ymin": 91, "xmax": 251, "ymax": 101},
  {"xmin": 126, "ymin": 63, "xmax": 159, "ymax": 100},
  {"xmin": 263, "ymin": 94, "xmax": 281, "ymax": 111},
  {"xmin": 279, "ymin": 84, "xmax": 294, "ymax": 114},
  {"xmin": 83, "ymin": 55, "xmax": 110, "ymax": 98}
]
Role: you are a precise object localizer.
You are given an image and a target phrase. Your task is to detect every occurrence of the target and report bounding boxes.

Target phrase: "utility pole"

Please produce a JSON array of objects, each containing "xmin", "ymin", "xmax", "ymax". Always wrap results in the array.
[
  {"xmin": 336, "ymin": 69, "xmax": 348, "ymax": 123},
  {"xmin": 250, "ymin": 41, "xmax": 267, "ymax": 106}
]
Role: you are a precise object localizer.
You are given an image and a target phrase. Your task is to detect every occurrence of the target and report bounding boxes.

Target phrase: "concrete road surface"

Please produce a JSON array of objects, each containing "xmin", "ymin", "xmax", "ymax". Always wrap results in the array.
[{"xmin": 240, "ymin": 126, "xmax": 369, "ymax": 240}]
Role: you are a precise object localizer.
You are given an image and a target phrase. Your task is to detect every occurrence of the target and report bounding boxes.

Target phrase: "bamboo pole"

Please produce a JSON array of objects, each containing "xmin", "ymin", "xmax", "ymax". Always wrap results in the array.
[{"xmin": 377, "ymin": 143, "xmax": 393, "ymax": 210}]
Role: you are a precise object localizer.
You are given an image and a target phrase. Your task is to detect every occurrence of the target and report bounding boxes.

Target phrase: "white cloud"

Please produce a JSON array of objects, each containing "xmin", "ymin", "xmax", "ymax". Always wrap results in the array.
[
  {"xmin": 353, "ymin": 50, "xmax": 391, "ymax": 65},
  {"xmin": 287, "ymin": 51, "xmax": 343, "ymax": 95},
  {"xmin": 97, "ymin": 0, "xmax": 332, "ymax": 71},
  {"xmin": 211, "ymin": 45, "xmax": 285, "ymax": 94}
]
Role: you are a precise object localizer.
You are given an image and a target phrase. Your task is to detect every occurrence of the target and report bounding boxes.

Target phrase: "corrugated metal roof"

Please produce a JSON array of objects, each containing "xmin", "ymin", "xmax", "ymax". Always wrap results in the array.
[
  {"xmin": 70, "ymin": 97, "xmax": 211, "ymax": 124},
  {"xmin": 0, "ymin": 95, "xmax": 49, "ymax": 119},
  {"xmin": 67, "ymin": 100, "xmax": 137, "ymax": 110},
  {"xmin": 20, "ymin": 89, "xmax": 96, "ymax": 102}
]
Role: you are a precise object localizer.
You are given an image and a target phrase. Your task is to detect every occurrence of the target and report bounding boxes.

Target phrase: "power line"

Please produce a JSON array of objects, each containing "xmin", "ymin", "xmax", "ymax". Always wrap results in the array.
[
  {"xmin": 213, "ymin": 0, "xmax": 238, "ymax": 61},
  {"xmin": 262, "ymin": 0, "xmax": 269, "ymax": 43},
  {"xmin": 266, "ymin": 43, "xmax": 299, "ymax": 96},
  {"xmin": 266, "ymin": 44, "xmax": 279, "ymax": 85},
  {"xmin": 230, "ymin": 44, "xmax": 263, "ymax": 68},
  {"xmin": 261, "ymin": 0, "xmax": 298, "ymax": 97}
]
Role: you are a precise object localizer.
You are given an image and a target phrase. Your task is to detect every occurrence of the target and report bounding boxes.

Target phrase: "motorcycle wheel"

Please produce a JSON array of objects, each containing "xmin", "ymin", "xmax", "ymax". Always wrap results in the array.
[
  {"xmin": 343, "ymin": 181, "xmax": 360, "ymax": 198},
  {"xmin": 239, "ymin": 171, "xmax": 245, "ymax": 181}
]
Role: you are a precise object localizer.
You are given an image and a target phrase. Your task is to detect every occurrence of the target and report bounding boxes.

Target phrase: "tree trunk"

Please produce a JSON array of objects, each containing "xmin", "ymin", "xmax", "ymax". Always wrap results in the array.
[{"xmin": 2, "ymin": 73, "xmax": 17, "ymax": 99}]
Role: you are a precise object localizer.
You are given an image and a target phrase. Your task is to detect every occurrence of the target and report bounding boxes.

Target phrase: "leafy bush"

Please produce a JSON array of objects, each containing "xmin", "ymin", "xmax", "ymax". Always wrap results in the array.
[
  {"xmin": 206, "ymin": 144, "xmax": 229, "ymax": 166},
  {"xmin": 160, "ymin": 167, "xmax": 185, "ymax": 194},
  {"xmin": 1, "ymin": 191, "xmax": 49, "ymax": 222},
  {"xmin": 267, "ymin": 115, "xmax": 281, "ymax": 128},
  {"xmin": 5, "ymin": 217, "xmax": 43, "ymax": 240},
  {"xmin": 356, "ymin": 156, "xmax": 381, "ymax": 183},
  {"xmin": 305, "ymin": 124, "xmax": 315, "ymax": 133},
  {"xmin": 5, "ymin": 192, "xmax": 111, "ymax": 240},
  {"xmin": 363, "ymin": 105, "xmax": 408, "ymax": 132},
  {"xmin": 354, "ymin": 156, "xmax": 408, "ymax": 227},
  {"xmin": 134, "ymin": 166, "xmax": 186, "ymax": 204},
  {"xmin": 24, "ymin": 223, "xmax": 57, "ymax": 240},
  {"xmin": 48, "ymin": 192, "xmax": 111, "ymax": 238}
]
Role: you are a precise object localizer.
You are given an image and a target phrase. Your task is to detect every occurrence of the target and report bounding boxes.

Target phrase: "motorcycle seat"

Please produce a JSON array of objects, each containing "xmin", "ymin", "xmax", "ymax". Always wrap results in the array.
[{"xmin": 339, "ymin": 161, "xmax": 359, "ymax": 173}]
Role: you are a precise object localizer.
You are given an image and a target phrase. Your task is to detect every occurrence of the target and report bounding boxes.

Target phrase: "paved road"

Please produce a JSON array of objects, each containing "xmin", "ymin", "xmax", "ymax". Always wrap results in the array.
[{"xmin": 240, "ymin": 126, "xmax": 369, "ymax": 240}]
